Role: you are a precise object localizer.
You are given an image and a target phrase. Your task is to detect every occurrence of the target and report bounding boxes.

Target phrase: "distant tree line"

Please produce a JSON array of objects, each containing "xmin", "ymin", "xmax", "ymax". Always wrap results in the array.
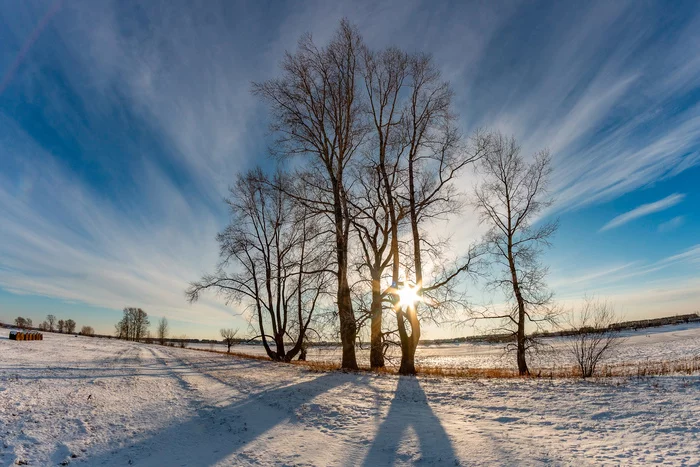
[
  {"xmin": 113, "ymin": 309, "xmax": 173, "ymax": 346},
  {"xmin": 14, "ymin": 314, "xmax": 87, "ymax": 335}
]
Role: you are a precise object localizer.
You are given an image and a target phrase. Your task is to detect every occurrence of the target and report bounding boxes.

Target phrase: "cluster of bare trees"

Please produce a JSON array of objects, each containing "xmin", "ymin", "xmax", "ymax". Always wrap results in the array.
[
  {"xmin": 188, "ymin": 20, "xmax": 571, "ymax": 375},
  {"xmin": 14, "ymin": 317, "xmax": 33, "ymax": 329},
  {"xmin": 17, "ymin": 315, "xmax": 82, "ymax": 334},
  {"xmin": 115, "ymin": 307, "xmax": 150, "ymax": 341}
]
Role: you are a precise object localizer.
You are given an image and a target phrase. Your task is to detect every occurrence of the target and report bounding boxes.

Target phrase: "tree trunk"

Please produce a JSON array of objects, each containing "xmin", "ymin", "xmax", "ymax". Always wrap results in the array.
[
  {"xmin": 397, "ymin": 306, "xmax": 420, "ymax": 375},
  {"xmin": 275, "ymin": 334, "xmax": 286, "ymax": 361},
  {"xmin": 369, "ymin": 273, "xmax": 385, "ymax": 368},
  {"xmin": 333, "ymin": 178, "xmax": 358, "ymax": 370},
  {"xmin": 516, "ymin": 300, "xmax": 528, "ymax": 375},
  {"xmin": 509, "ymin": 243, "xmax": 529, "ymax": 376},
  {"xmin": 338, "ymin": 270, "xmax": 358, "ymax": 370}
]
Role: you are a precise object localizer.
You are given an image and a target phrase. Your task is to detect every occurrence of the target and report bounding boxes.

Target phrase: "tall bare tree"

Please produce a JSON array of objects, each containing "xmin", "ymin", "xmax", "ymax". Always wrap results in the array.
[
  {"xmin": 388, "ymin": 54, "xmax": 485, "ymax": 375},
  {"xmin": 46, "ymin": 314, "xmax": 56, "ymax": 332},
  {"xmin": 65, "ymin": 319, "xmax": 76, "ymax": 334},
  {"xmin": 473, "ymin": 133, "xmax": 558, "ymax": 375},
  {"xmin": 157, "ymin": 317, "xmax": 169, "ymax": 345},
  {"xmin": 57, "ymin": 319, "xmax": 65, "ymax": 333},
  {"xmin": 252, "ymin": 20, "xmax": 366, "ymax": 370},
  {"xmin": 187, "ymin": 169, "xmax": 331, "ymax": 362},
  {"xmin": 354, "ymin": 46, "xmax": 409, "ymax": 368}
]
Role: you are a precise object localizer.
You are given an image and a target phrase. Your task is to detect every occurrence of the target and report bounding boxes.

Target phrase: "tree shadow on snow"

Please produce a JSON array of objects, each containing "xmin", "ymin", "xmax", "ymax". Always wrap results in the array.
[
  {"xmin": 83, "ymin": 371, "xmax": 351, "ymax": 466},
  {"xmin": 362, "ymin": 376, "xmax": 457, "ymax": 466}
]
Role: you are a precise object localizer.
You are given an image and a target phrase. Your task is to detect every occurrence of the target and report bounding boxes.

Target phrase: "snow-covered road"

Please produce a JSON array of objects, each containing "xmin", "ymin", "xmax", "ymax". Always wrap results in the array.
[{"xmin": 1, "ymin": 331, "xmax": 698, "ymax": 466}]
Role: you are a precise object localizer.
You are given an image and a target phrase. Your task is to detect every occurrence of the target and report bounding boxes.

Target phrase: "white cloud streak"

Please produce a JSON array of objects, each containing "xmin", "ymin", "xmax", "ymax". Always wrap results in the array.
[
  {"xmin": 599, "ymin": 194, "xmax": 685, "ymax": 232},
  {"xmin": 658, "ymin": 216, "xmax": 686, "ymax": 233}
]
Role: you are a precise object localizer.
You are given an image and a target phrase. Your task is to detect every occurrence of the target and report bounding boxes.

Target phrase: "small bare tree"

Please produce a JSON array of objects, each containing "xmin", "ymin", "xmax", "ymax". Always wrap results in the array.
[
  {"xmin": 568, "ymin": 298, "xmax": 625, "ymax": 378},
  {"xmin": 57, "ymin": 319, "xmax": 65, "ymax": 333},
  {"xmin": 65, "ymin": 319, "xmax": 77, "ymax": 334},
  {"xmin": 80, "ymin": 326, "xmax": 95, "ymax": 336},
  {"xmin": 220, "ymin": 328, "xmax": 239, "ymax": 353},
  {"xmin": 157, "ymin": 317, "xmax": 169, "ymax": 345},
  {"xmin": 46, "ymin": 314, "xmax": 56, "ymax": 332},
  {"xmin": 473, "ymin": 133, "xmax": 558, "ymax": 375}
]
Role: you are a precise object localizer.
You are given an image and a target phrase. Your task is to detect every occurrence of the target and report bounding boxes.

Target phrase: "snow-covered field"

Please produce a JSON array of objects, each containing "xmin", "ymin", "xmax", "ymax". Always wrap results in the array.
[
  {"xmin": 191, "ymin": 322, "xmax": 700, "ymax": 371},
  {"xmin": 1, "ymin": 329, "xmax": 699, "ymax": 466}
]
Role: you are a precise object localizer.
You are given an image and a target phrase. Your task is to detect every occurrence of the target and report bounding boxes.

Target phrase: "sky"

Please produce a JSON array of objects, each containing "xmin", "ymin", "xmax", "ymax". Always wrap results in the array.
[{"xmin": 1, "ymin": 0, "xmax": 699, "ymax": 340}]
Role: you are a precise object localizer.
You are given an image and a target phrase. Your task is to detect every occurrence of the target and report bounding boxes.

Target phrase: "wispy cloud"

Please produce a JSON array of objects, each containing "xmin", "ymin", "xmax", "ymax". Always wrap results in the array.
[
  {"xmin": 658, "ymin": 216, "xmax": 686, "ymax": 233},
  {"xmin": 554, "ymin": 244, "xmax": 700, "ymax": 299},
  {"xmin": 599, "ymin": 194, "xmax": 685, "ymax": 232}
]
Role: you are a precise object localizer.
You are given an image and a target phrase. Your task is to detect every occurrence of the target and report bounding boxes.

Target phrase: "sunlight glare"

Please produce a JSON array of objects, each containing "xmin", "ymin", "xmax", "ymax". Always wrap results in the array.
[{"xmin": 397, "ymin": 283, "xmax": 422, "ymax": 308}]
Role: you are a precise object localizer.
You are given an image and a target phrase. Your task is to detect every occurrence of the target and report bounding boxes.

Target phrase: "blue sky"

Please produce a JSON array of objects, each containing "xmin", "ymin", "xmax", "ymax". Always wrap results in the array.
[{"xmin": 1, "ymin": 0, "xmax": 699, "ymax": 339}]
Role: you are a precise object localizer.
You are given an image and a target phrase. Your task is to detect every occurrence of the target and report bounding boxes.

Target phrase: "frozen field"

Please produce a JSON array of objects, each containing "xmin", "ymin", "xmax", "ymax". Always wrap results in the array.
[
  {"xmin": 191, "ymin": 322, "xmax": 700, "ymax": 372},
  {"xmin": 1, "ymin": 329, "xmax": 699, "ymax": 466}
]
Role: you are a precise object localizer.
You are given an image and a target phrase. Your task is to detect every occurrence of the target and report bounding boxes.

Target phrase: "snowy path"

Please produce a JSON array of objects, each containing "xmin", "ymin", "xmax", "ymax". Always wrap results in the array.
[{"xmin": 1, "ymin": 332, "xmax": 699, "ymax": 466}]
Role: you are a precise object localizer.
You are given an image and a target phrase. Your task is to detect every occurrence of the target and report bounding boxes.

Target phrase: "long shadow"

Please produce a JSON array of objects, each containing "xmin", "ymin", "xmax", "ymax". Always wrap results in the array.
[
  {"xmin": 84, "ymin": 371, "xmax": 350, "ymax": 466},
  {"xmin": 362, "ymin": 377, "xmax": 457, "ymax": 466}
]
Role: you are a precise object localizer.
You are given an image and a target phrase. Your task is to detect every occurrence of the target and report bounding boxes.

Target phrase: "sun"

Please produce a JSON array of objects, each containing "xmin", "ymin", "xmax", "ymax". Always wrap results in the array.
[{"xmin": 397, "ymin": 283, "xmax": 422, "ymax": 308}]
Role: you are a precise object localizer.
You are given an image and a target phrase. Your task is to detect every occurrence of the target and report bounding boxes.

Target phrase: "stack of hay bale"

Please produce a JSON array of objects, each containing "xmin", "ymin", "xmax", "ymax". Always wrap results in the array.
[{"xmin": 9, "ymin": 330, "xmax": 43, "ymax": 341}]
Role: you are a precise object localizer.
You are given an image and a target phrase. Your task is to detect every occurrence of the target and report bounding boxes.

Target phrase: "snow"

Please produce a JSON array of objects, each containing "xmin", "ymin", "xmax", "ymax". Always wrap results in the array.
[{"xmin": 1, "ymin": 329, "xmax": 699, "ymax": 466}]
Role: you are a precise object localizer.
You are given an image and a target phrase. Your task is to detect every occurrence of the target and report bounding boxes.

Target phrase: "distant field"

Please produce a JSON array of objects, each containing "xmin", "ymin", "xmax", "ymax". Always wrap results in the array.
[{"xmin": 188, "ymin": 322, "xmax": 700, "ymax": 373}]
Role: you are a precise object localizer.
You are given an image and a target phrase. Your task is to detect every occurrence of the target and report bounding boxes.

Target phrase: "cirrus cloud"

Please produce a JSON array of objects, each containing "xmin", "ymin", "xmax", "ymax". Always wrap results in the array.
[{"xmin": 599, "ymin": 194, "xmax": 685, "ymax": 232}]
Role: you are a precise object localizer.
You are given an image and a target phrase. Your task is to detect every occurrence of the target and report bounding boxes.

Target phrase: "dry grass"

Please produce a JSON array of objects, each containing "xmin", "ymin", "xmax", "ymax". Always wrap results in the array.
[{"xmin": 170, "ymin": 343, "xmax": 700, "ymax": 380}]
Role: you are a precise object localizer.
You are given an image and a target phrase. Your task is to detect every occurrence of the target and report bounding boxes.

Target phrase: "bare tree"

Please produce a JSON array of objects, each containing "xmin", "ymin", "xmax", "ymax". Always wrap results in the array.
[
  {"xmin": 80, "ymin": 326, "xmax": 95, "ymax": 336},
  {"xmin": 473, "ymin": 133, "xmax": 558, "ymax": 375},
  {"xmin": 220, "ymin": 328, "xmax": 239, "ymax": 353},
  {"xmin": 14, "ymin": 317, "xmax": 28, "ymax": 329},
  {"xmin": 39, "ymin": 320, "xmax": 50, "ymax": 331},
  {"xmin": 252, "ymin": 20, "xmax": 366, "ymax": 370},
  {"xmin": 57, "ymin": 319, "xmax": 65, "ymax": 333},
  {"xmin": 65, "ymin": 319, "xmax": 76, "ymax": 334},
  {"xmin": 46, "ymin": 314, "xmax": 56, "ymax": 332},
  {"xmin": 353, "ymin": 46, "xmax": 409, "ymax": 368},
  {"xmin": 157, "ymin": 317, "xmax": 169, "ymax": 345},
  {"xmin": 568, "ymin": 298, "xmax": 625, "ymax": 378},
  {"xmin": 390, "ymin": 54, "xmax": 485, "ymax": 375},
  {"xmin": 187, "ymin": 170, "xmax": 331, "ymax": 362}
]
